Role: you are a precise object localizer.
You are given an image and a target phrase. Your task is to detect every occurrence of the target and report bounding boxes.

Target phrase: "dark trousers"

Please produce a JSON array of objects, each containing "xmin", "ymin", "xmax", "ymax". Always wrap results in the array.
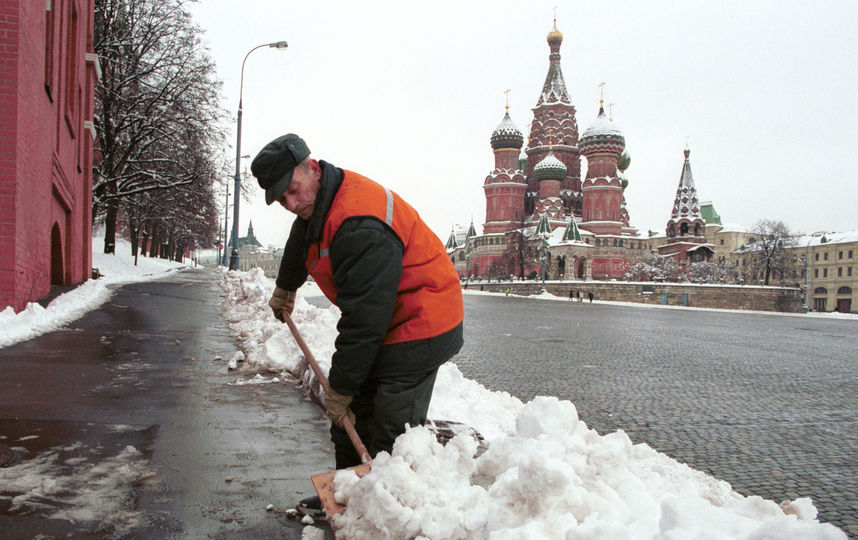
[{"xmin": 330, "ymin": 366, "xmax": 440, "ymax": 469}]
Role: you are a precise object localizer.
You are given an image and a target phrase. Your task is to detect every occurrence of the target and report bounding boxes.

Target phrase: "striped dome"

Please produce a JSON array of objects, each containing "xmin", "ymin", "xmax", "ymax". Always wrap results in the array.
[
  {"xmin": 533, "ymin": 149, "xmax": 567, "ymax": 181},
  {"xmin": 491, "ymin": 111, "xmax": 524, "ymax": 150},
  {"xmin": 579, "ymin": 106, "xmax": 625, "ymax": 156}
]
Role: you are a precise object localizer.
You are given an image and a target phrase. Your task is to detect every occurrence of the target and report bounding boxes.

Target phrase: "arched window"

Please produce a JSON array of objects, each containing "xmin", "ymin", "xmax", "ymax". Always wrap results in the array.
[
  {"xmin": 680, "ymin": 223, "xmax": 689, "ymax": 235},
  {"xmin": 837, "ymin": 286, "xmax": 852, "ymax": 295},
  {"xmin": 814, "ymin": 287, "xmax": 827, "ymax": 294}
]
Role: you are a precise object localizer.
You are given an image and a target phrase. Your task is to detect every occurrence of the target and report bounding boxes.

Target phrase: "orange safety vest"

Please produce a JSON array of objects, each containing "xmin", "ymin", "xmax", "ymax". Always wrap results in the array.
[{"xmin": 305, "ymin": 171, "xmax": 463, "ymax": 345}]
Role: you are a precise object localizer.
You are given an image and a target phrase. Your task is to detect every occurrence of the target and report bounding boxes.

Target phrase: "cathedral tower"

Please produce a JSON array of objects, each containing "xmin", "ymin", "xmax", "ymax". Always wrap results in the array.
[
  {"xmin": 484, "ymin": 105, "xmax": 527, "ymax": 234},
  {"xmin": 579, "ymin": 103, "xmax": 625, "ymax": 236},
  {"xmin": 666, "ymin": 147, "xmax": 705, "ymax": 241},
  {"xmin": 658, "ymin": 147, "xmax": 713, "ymax": 265},
  {"xmin": 524, "ymin": 19, "xmax": 580, "ymax": 218},
  {"xmin": 532, "ymin": 147, "xmax": 567, "ymax": 226}
]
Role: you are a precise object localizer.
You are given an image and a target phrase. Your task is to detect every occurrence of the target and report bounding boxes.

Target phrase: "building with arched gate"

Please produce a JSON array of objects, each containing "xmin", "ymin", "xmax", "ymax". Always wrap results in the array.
[{"xmin": 0, "ymin": 1, "xmax": 97, "ymax": 312}]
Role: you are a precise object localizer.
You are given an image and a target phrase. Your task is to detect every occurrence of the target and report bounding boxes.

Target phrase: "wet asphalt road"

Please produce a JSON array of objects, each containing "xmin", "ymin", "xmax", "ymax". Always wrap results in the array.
[
  {"xmin": 0, "ymin": 269, "xmax": 334, "ymax": 539},
  {"xmin": 455, "ymin": 293, "xmax": 858, "ymax": 536}
]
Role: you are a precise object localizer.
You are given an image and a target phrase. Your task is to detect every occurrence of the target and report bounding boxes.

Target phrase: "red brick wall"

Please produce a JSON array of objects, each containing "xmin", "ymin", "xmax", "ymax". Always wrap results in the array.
[
  {"xmin": 0, "ymin": 1, "xmax": 20, "ymax": 308},
  {"xmin": 0, "ymin": 0, "xmax": 94, "ymax": 312}
]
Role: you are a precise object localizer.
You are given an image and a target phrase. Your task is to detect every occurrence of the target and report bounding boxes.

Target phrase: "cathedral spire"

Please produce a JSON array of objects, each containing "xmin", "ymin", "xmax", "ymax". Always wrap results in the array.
[
  {"xmin": 536, "ymin": 19, "xmax": 571, "ymax": 106},
  {"xmin": 562, "ymin": 215, "xmax": 582, "ymax": 242},
  {"xmin": 669, "ymin": 146, "xmax": 703, "ymax": 224}
]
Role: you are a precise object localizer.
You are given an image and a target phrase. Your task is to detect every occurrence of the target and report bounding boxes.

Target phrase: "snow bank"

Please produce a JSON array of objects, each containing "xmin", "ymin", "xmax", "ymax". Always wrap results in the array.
[
  {"xmin": 0, "ymin": 236, "xmax": 186, "ymax": 349},
  {"xmin": 219, "ymin": 269, "xmax": 846, "ymax": 539}
]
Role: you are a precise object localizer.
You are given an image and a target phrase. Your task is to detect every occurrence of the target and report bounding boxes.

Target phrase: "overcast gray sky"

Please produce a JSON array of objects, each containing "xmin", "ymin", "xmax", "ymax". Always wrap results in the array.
[{"xmin": 190, "ymin": 0, "xmax": 858, "ymax": 248}]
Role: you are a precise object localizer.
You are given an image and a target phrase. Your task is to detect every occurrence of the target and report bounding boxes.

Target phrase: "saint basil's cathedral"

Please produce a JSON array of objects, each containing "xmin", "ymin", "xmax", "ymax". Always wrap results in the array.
[{"xmin": 446, "ymin": 20, "xmax": 713, "ymax": 281}]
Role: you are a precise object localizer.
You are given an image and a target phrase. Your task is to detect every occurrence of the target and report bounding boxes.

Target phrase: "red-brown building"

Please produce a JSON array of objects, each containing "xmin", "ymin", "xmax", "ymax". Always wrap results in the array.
[
  {"xmin": 657, "ymin": 148, "xmax": 715, "ymax": 266},
  {"xmin": 0, "ymin": 0, "xmax": 96, "ymax": 312},
  {"xmin": 449, "ymin": 20, "xmax": 647, "ymax": 282}
]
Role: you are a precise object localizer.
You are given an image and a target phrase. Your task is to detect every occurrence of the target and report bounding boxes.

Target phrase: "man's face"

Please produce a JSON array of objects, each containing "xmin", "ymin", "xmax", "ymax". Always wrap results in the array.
[{"xmin": 278, "ymin": 160, "xmax": 320, "ymax": 220}]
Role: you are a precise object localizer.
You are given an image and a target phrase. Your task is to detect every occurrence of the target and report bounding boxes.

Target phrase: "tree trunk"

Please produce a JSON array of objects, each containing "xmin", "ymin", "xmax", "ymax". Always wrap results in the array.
[
  {"xmin": 129, "ymin": 219, "xmax": 139, "ymax": 259},
  {"xmin": 150, "ymin": 228, "xmax": 160, "ymax": 258},
  {"xmin": 103, "ymin": 199, "xmax": 118, "ymax": 254},
  {"xmin": 140, "ymin": 223, "xmax": 150, "ymax": 257},
  {"xmin": 128, "ymin": 217, "xmax": 139, "ymax": 266}
]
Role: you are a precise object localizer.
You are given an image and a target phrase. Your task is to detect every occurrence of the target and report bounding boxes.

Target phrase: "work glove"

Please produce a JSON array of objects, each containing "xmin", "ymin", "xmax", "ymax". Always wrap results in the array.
[
  {"xmin": 324, "ymin": 387, "xmax": 355, "ymax": 428},
  {"xmin": 268, "ymin": 287, "xmax": 296, "ymax": 322}
]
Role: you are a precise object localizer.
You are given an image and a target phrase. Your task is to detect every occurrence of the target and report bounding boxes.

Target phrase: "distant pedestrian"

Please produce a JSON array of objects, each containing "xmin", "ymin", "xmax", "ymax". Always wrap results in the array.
[
  {"xmin": 505, "ymin": 287, "xmax": 511, "ymax": 296},
  {"xmin": 588, "ymin": 291, "xmax": 593, "ymax": 303},
  {"xmin": 577, "ymin": 290, "xmax": 582, "ymax": 302},
  {"xmin": 568, "ymin": 290, "xmax": 574, "ymax": 301}
]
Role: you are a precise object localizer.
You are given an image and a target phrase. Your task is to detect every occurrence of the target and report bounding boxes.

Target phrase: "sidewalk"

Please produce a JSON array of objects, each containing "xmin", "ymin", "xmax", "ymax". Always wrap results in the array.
[{"xmin": 0, "ymin": 268, "xmax": 334, "ymax": 539}]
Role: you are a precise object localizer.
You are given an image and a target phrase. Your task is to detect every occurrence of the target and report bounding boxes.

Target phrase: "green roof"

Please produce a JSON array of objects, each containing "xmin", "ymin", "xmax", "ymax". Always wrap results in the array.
[
  {"xmin": 536, "ymin": 213, "xmax": 552, "ymax": 237},
  {"xmin": 700, "ymin": 203, "xmax": 722, "ymax": 225},
  {"xmin": 562, "ymin": 217, "xmax": 581, "ymax": 242}
]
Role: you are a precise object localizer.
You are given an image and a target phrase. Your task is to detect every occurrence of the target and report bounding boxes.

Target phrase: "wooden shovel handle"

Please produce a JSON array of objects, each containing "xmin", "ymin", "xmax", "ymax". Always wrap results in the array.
[{"xmin": 283, "ymin": 312, "xmax": 372, "ymax": 465}]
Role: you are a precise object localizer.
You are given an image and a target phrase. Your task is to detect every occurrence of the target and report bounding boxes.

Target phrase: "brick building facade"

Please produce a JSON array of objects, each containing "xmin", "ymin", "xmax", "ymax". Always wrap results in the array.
[{"xmin": 0, "ymin": 0, "xmax": 96, "ymax": 312}]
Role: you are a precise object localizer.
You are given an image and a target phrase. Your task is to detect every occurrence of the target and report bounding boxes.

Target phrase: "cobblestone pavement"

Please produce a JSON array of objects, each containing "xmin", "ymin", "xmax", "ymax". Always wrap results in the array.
[{"xmin": 456, "ymin": 294, "xmax": 858, "ymax": 537}]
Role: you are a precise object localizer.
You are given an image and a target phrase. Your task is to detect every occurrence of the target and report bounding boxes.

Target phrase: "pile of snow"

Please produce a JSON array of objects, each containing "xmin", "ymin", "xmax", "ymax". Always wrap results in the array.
[
  {"xmin": 0, "ymin": 236, "xmax": 186, "ymax": 349},
  {"xmin": 219, "ymin": 269, "xmax": 846, "ymax": 539}
]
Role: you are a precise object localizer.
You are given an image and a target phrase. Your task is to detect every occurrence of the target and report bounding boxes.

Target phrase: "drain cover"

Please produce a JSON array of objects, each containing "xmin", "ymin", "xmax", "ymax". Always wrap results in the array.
[{"xmin": 0, "ymin": 445, "xmax": 17, "ymax": 467}]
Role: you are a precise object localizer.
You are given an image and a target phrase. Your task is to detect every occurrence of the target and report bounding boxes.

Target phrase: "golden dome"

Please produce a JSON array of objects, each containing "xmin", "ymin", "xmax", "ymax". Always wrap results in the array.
[{"xmin": 547, "ymin": 20, "xmax": 563, "ymax": 43}]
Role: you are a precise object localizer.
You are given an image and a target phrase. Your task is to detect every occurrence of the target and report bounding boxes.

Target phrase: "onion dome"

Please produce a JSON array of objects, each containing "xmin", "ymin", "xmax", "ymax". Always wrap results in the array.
[
  {"xmin": 490, "ymin": 109, "xmax": 524, "ymax": 150},
  {"xmin": 533, "ymin": 149, "xmax": 567, "ymax": 181},
  {"xmin": 547, "ymin": 21, "xmax": 563, "ymax": 44},
  {"xmin": 617, "ymin": 149, "xmax": 631, "ymax": 172},
  {"xmin": 579, "ymin": 105, "xmax": 625, "ymax": 155}
]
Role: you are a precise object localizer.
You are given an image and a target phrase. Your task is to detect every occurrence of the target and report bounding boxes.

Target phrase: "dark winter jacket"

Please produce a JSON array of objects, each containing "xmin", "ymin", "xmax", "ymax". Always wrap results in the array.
[{"xmin": 276, "ymin": 161, "xmax": 463, "ymax": 395}]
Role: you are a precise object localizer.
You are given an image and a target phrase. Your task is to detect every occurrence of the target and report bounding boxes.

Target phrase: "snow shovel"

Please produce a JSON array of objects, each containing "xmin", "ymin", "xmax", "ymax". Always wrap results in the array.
[{"xmin": 282, "ymin": 313, "xmax": 372, "ymax": 517}]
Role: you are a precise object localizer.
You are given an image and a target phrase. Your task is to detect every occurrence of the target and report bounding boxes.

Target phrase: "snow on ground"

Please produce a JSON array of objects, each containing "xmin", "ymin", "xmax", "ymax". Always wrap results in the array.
[
  {"xmin": 0, "ymin": 238, "xmax": 184, "ymax": 534},
  {"xmin": 0, "ymin": 237, "xmax": 849, "ymax": 538},
  {"xmin": 0, "ymin": 235, "xmax": 187, "ymax": 349},
  {"xmin": 0, "ymin": 437, "xmax": 153, "ymax": 537},
  {"xmin": 219, "ymin": 269, "xmax": 847, "ymax": 539}
]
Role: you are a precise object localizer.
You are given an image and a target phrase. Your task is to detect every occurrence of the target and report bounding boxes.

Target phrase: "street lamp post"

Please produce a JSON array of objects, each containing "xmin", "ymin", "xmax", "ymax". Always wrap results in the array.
[
  {"xmin": 222, "ymin": 155, "xmax": 250, "ymax": 266},
  {"xmin": 228, "ymin": 41, "xmax": 288, "ymax": 271},
  {"xmin": 536, "ymin": 213, "xmax": 551, "ymax": 293},
  {"xmin": 540, "ymin": 237, "xmax": 548, "ymax": 293},
  {"xmin": 221, "ymin": 184, "xmax": 229, "ymax": 266},
  {"xmin": 465, "ymin": 239, "xmax": 471, "ymax": 288},
  {"xmin": 801, "ymin": 232, "xmax": 824, "ymax": 313},
  {"xmin": 802, "ymin": 240, "xmax": 810, "ymax": 313}
]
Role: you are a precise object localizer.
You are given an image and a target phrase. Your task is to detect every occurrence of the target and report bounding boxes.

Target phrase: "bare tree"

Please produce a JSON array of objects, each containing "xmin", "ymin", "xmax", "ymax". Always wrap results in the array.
[
  {"xmin": 688, "ymin": 260, "xmax": 739, "ymax": 284},
  {"xmin": 744, "ymin": 219, "xmax": 797, "ymax": 285},
  {"xmin": 624, "ymin": 253, "xmax": 681, "ymax": 282},
  {"xmin": 503, "ymin": 213, "xmax": 538, "ymax": 279},
  {"xmin": 94, "ymin": 0, "xmax": 227, "ymax": 253}
]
